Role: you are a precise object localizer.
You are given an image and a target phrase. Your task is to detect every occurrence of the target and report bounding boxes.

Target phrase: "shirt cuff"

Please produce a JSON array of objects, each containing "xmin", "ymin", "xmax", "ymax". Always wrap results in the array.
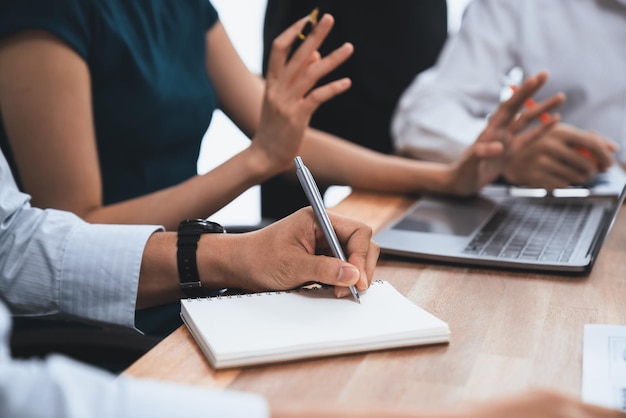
[{"xmin": 60, "ymin": 223, "xmax": 163, "ymax": 328}]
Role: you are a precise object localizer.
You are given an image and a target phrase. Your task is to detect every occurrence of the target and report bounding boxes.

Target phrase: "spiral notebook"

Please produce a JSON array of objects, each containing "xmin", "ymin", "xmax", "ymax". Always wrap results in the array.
[{"xmin": 180, "ymin": 280, "xmax": 450, "ymax": 369}]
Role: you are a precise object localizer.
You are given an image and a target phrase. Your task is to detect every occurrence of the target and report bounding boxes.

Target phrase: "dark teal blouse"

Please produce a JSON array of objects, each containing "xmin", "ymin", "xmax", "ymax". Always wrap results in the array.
[{"xmin": 0, "ymin": 0, "xmax": 219, "ymax": 204}]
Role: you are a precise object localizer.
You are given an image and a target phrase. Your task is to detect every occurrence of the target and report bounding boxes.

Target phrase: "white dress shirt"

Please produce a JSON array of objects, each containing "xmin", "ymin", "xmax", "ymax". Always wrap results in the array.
[
  {"xmin": 391, "ymin": 0, "xmax": 626, "ymax": 164},
  {"xmin": 0, "ymin": 151, "xmax": 269, "ymax": 417}
]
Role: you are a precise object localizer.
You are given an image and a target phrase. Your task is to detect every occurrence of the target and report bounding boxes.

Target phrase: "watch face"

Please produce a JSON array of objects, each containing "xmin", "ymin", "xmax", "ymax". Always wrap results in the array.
[{"xmin": 178, "ymin": 219, "xmax": 224, "ymax": 235}]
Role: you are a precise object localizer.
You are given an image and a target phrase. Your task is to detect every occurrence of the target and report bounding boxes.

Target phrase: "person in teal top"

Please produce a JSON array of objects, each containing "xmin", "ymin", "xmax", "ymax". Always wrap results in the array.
[
  {"xmin": 0, "ymin": 1, "xmax": 219, "ymax": 204},
  {"xmin": 0, "ymin": 0, "xmax": 562, "ymax": 231}
]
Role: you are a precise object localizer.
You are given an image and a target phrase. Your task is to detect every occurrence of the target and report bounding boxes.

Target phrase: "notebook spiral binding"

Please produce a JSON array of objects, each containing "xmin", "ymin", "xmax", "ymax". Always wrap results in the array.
[{"xmin": 185, "ymin": 280, "xmax": 384, "ymax": 301}]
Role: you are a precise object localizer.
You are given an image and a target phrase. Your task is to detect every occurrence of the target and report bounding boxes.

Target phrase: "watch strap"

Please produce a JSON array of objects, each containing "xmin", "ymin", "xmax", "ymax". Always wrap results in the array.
[{"xmin": 177, "ymin": 220, "xmax": 224, "ymax": 297}]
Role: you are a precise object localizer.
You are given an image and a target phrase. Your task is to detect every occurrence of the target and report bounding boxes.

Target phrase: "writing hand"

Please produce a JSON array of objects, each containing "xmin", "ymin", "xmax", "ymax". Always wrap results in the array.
[{"xmin": 223, "ymin": 208, "xmax": 377, "ymax": 298}]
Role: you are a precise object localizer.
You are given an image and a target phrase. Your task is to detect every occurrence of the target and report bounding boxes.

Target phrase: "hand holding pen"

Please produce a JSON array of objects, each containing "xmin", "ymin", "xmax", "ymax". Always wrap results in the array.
[{"xmin": 295, "ymin": 156, "xmax": 362, "ymax": 303}]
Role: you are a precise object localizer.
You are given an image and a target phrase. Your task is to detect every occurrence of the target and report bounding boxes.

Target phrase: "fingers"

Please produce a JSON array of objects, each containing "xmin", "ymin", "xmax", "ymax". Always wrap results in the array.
[
  {"xmin": 286, "ymin": 13, "xmax": 335, "ymax": 72},
  {"xmin": 552, "ymin": 147, "xmax": 600, "ymax": 180},
  {"xmin": 510, "ymin": 112, "xmax": 561, "ymax": 151},
  {"xmin": 255, "ymin": 13, "xmax": 353, "ymax": 171},
  {"xmin": 567, "ymin": 131, "xmax": 615, "ymax": 171},
  {"xmin": 266, "ymin": 13, "xmax": 354, "ymax": 107},
  {"xmin": 303, "ymin": 77, "xmax": 352, "ymax": 113},
  {"xmin": 530, "ymin": 136, "xmax": 595, "ymax": 185},
  {"xmin": 288, "ymin": 40, "xmax": 353, "ymax": 110},
  {"xmin": 299, "ymin": 209, "xmax": 378, "ymax": 298},
  {"xmin": 490, "ymin": 71, "xmax": 566, "ymax": 136},
  {"xmin": 551, "ymin": 125, "xmax": 615, "ymax": 171},
  {"xmin": 258, "ymin": 208, "xmax": 377, "ymax": 298},
  {"xmin": 326, "ymin": 210, "xmax": 378, "ymax": 288},
  {"xmin": 504, "ymin": 130, "xmax": 603, "ymax": 187},
  {"xmin": 266, "ymin": 15, "xmax": 318, "ymax": 82},
  {"xmin": 489, "ymin": 71, "xmax": 549, "ymax": 128},
  {"xmin": 509, "ymin": 93, "xmax": 565, "ymax": 136},
  {"xmin": 541, "ymin": 159, "xmax": 594, "ymax": 187},
  {"xmin": 472, "ymin": 138, "xmax": 505, "ymax": 159},
  {"xmin": 267, "ymin": 13, "xmax": 336, "ymax": 83}
]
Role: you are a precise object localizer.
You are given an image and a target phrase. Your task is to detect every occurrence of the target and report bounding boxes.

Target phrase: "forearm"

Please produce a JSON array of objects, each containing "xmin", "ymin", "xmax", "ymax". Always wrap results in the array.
[
  {"xmin": 299, "ymin": 128, "xmax": 453, "ymax": 195},
  {"xmin": 83, "ymin": 147, "xmax": 275, "ymax": 230}
]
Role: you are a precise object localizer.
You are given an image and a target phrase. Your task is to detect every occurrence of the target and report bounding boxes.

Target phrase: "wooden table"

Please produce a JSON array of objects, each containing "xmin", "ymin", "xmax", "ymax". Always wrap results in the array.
[{"xmin": 124, "ymin": 191, "xmax": 626, "ymax": 408}]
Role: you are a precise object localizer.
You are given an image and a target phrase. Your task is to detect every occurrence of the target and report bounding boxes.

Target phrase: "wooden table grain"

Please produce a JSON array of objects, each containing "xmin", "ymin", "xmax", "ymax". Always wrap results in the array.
[{"xmin": 124, "ymin": 190, "xmax": 626, "ymax": 408}]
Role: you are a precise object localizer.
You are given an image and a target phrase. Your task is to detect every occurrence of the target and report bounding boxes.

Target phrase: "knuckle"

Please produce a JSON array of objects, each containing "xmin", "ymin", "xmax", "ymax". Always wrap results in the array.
[
  {"xmin": 271, "ymin": 37, "xmax": 288, "ymax": 52},
  {"xmin": 264, "ymin": 87, "xmax": 279, "ymax": 104}
]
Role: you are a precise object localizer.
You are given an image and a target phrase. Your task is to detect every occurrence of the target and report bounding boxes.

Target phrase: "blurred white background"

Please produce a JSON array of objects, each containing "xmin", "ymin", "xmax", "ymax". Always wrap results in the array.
[{"xmin": 201, "ymin": 0, "xmax": 472, "ymax": 226}]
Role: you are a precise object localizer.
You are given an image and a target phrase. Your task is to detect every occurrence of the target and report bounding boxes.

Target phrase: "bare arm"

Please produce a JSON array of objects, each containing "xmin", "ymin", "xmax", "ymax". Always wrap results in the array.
[{"xmin": 0, "ymin": 31, "xmax": 102, "ymax": 215}]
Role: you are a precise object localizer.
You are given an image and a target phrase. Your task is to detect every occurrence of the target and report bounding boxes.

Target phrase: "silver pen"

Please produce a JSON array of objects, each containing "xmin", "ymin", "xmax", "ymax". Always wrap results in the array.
[{"xmin": 294, "ymin": 156, "xmax": 361, "ymax": 303}]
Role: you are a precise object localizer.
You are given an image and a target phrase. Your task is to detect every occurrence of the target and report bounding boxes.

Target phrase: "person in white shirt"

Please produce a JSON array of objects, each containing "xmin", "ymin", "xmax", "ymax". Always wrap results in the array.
[{"xmin": 392, "ymin": 0, "xmax": 625, "ymax": 189}]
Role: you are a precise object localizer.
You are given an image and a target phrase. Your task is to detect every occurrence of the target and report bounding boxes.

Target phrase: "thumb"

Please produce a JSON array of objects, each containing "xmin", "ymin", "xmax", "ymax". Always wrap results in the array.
[
  {"xmin": 333, "ymin": 262, "xmax": 361, "ymax": 300},
  {"xmin": 473, "ymin": 140, "xmax": 504, "ymax": 158},
  {"xmin": 336, "ymin": 263, "xmax": 361, "ymax": 287},
  {"xmin": 311, "ymin": 256, "xmax": 360, "ymax": 288}
]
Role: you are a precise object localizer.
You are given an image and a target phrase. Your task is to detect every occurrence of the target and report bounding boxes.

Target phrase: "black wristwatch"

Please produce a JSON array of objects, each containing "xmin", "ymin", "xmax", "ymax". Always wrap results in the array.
[{"xmin": 177, "ymin": 219, "xmax": 225, "ymax": 297}]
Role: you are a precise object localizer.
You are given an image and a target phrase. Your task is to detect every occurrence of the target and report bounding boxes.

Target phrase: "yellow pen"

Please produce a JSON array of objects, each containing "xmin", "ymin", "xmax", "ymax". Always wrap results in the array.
[{"xmin": 288, "ymin": 8, "xmax": 319, "ymax": 60}]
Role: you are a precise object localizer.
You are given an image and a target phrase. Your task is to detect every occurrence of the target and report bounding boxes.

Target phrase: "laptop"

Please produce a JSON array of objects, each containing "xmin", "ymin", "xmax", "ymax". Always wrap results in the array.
[{"xmin": 374, "ymin": 165, "xmax": 626, "ymax": 273}]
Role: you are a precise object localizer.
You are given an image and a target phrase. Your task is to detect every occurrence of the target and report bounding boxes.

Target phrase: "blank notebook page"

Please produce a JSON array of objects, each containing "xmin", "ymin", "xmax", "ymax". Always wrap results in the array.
[{"xmin": 181, "ymin": 280, "xmax": 450, "ymax": 368}]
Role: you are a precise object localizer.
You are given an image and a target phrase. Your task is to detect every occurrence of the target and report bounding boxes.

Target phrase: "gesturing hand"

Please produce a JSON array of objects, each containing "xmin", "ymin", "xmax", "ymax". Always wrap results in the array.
[
  {"xmin": 446, "ymin": 71, "xmax": 566, "ymax": 196},
  {"xmin": 251, "ymin": 13, "xmax": 354, "ymax": 175}
]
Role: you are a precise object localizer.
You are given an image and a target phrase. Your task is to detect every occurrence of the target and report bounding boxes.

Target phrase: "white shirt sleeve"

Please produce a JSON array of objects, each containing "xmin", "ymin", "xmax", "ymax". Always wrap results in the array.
[
  {"xmin": 0, "ymin": 303, "xmax": 269, "ymax": 418},
  {"xmin": 0, "ymin": 151, "xmax": 160, "ymax": 329},
  {"xmin": 0, "ymin": 152, "xmax": 271, "ymax": 417},
  {"xmin": 391, "ymin": 0, "xmax": 522, "ymax": 163}
]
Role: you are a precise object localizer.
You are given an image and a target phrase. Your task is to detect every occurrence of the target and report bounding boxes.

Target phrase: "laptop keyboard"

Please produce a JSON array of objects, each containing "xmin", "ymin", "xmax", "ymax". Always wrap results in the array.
[{"xmin": 463, "ymin": 199, "xmax": 592, "ymax": 262}]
